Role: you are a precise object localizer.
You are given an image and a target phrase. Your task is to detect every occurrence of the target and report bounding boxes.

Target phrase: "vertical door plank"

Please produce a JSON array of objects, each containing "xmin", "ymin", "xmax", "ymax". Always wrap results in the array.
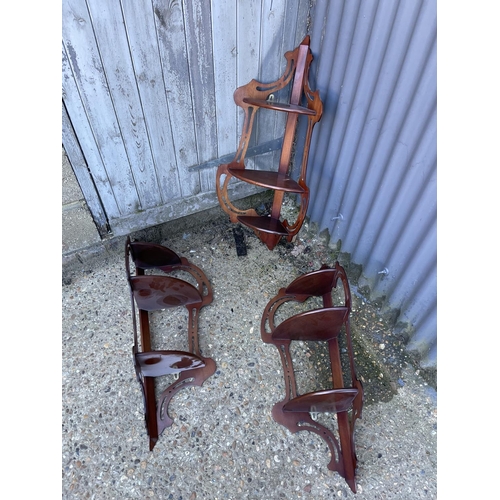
[
  {"xmin": 86, "ymin": 0, "xmax": 162, "ymax": 210},
  {"xmin": 279, "ymin": 0, "xmax": 304, "ymax": 88},
  {"xmin": 121, "ymin": 0, "xmax": 182, "ymax": 203},
  {"xmin": 62, "ymin": 43, "xmax": 119, "ymax": 219},
  {"xmin": 183, "ymin": 0, "xmax": 218, "ymax": 192},
  {"xmin": 62, "ymin": 0, "xmax": 136, "ymax": 217},
  {"xmin": 152, "ymin": 0, "xmax": 200, "ymax": 198},
  {"xmin": 253, "ymin": 0, "xmax": 287, "ymax": 171},
  {"xmin": 211, "ymin": 0, "xmax": 237, "ymax": 159},
  {"xmin": 294, "ymin": 0, "xmax": 310, "ymax": 47},
  {"xmin": 236, "ymin": 0, "xmax": 262, "ymax": 171},
  {"xmin": 62, "ymin": 102, "xmax": 109, "ymax": 234}
]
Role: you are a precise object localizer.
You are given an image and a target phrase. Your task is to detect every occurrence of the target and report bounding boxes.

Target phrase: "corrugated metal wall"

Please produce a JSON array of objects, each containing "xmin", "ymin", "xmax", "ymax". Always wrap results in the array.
[{"xmin": 305, "ymin": 0, "xmax": 437, "ymax": 369}]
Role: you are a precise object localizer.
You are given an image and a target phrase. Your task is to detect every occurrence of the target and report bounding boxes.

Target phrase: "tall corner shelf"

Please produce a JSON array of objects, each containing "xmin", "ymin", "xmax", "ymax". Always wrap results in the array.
[{"xmin": 216, "ymin": 36, "xmax": 323, "ymax": 250}]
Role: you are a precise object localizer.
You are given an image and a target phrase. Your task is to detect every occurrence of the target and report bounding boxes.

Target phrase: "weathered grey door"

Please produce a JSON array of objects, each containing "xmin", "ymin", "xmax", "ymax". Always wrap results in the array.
[{"xmin": 62, "ymin": 0, "xmax": 310, "ymax": 237}]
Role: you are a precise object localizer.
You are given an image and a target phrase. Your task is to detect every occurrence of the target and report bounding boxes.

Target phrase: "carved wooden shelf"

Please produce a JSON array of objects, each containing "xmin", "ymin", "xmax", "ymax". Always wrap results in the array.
[
  {"xmin": 216, "ymin": 36, "xmax": 323, "ymax": 250},
  {"xmin": 237, "ymin": 215, "xmax": 288, "ymax": 236},
  {"xmin": 242, "ymin": 98, "xmax": 317, "ymax": 116},
  {"xmin": 125, "ymin": 237, "xmax": 216, "ymax": 451},
  {"xmin": 260, "ymin": 263, "xmax": 364, "ymax": 493},
  {"xmin": 227, "ymin": 169, "xmax": 305, "ymax": 193}
]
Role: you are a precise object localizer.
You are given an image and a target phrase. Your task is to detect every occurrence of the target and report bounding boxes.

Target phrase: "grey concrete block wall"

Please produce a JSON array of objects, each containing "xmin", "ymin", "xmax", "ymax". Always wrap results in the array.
[{"xmin": 62, "ymin": 147, "xmax": 101, "ymax": 254}]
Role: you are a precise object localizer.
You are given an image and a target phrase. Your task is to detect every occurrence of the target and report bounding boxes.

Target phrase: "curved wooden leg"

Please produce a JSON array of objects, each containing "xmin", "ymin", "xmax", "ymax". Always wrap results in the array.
[{"xmin": 216, "ymin": 163, "xmax": 258, "ymax": 222}]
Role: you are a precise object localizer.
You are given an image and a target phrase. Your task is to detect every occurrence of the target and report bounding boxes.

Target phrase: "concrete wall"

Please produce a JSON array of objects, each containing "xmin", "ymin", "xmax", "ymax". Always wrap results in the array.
[{"xmin": 62, "ymin": 147, "xmax": 101, "ymax": 255}]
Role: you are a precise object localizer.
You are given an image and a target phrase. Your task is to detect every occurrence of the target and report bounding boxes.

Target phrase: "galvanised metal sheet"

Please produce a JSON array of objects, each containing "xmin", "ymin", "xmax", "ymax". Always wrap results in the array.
[{"xmin": 306, "ymin": 0, "xmax": 437, "ymax": 369}]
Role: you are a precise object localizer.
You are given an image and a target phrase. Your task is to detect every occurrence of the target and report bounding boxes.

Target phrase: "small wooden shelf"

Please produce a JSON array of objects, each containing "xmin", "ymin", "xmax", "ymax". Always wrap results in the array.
[
  {"xmin": 242, "ymin": 98, "xmax": 317, "ymax": 116},
  {"xmin": 227, "ymin": 168, "xmax": 305, "ymax": 193},
  {"xmin": 283, "ymin": 389, "xmax": 359, "ymax": 414},
  {"xmin": 237, "ymin": 215, "xmax": 288, "ymax": 236},
  {"xmin": 271, "ymin": 308, "xmax": 350, "ymax": 341}
]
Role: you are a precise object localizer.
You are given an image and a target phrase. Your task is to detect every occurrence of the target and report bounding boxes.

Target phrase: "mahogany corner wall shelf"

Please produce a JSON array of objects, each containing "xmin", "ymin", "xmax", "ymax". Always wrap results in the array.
[
  {"xmin": 216, "ymin": 36, "xmax": 323, "ymax": 251},
  {"xmin": 125, "ymin": 237, "xmax": 216, "ymax": 451},
  {"xmin": 260, "ymin": 262, "xmax": 364, "ymax": 493}
]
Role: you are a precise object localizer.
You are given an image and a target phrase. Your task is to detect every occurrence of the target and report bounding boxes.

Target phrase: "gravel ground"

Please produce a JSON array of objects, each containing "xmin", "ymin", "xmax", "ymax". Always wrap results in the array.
[{"xmin": 62, "ymin": 201, "xmax": 437, "ymax": 499}]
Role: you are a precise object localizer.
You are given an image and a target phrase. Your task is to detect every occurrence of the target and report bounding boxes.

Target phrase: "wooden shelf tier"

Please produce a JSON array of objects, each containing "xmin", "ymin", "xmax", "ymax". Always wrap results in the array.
[
  {"xmin": 282, "ymin": 388, "xmax": 359, "ymax": 414},
  {"xmin": 243, "ymin": 98, "xmax": 317, "ymax": 116},
  {"xmin": 227, "ymin": 168, "xmax": 305, "ymax": 192},
  {"xmin": 271, "ymin": 308, "xmax": 350, "ymax": 342},
  {"xmin": 237, "ymin": 215, "xmax": 289, "ymax": 236},
  {"xmin": 135, "ymin": 350, "xmax": 206, "ymax": 377}
]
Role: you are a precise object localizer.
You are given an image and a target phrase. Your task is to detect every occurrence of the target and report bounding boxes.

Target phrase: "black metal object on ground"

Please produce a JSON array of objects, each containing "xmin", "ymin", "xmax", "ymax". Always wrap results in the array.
[{"xmin": 232, "ymin": 227, "xmax": 247, "ymax": 257}]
